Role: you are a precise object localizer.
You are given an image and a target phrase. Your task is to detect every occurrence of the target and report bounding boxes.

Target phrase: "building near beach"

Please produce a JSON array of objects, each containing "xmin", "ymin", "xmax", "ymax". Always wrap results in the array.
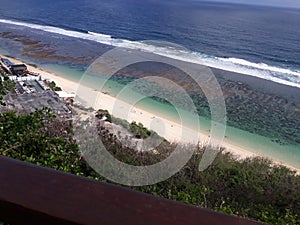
[
  {"xmin": 1, "ymin": 58, "xmax": 14, "ymax": 67},
  {"xmin": 55, "ymin": 91, "xmax": 76, "ymax": 99},
  {"xmin": 10, "ymin": 64, "xmax": 27, "ymax": 76},
  {"xmin": 0, "ymin": 58, "xmax": 28, "ymax": 76}
]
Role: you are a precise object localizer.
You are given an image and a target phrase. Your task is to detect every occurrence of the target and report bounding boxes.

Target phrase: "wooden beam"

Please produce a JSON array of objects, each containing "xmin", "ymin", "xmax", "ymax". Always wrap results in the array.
[{"xmin": 0, "ymin": 156, "xmax": 264, "ymax": 225}]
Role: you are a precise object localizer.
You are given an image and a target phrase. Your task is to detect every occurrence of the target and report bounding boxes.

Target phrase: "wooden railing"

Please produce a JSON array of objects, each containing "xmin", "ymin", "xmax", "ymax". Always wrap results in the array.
[{"xmin": 0, "ymin": 156, "xmax": 264, "ymax": 225}]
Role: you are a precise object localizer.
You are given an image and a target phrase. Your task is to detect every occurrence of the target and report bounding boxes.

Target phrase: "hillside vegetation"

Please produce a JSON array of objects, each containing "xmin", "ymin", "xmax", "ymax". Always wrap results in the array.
[{"xmin": 0, "ymin": 79, "xmax": 299, "ymax": 225}]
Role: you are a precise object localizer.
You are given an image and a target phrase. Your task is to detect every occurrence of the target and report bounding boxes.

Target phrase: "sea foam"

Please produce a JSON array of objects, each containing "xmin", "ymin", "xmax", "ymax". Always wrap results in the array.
[{"xmin": 0, "ymin": 19, "xmax": 299, "ymax": 88}]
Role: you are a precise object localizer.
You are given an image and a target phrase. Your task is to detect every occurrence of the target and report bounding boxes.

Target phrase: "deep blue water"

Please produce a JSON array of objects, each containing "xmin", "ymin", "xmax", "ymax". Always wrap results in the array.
[
  {"xmin": 0, "ymin": 0, "xmax": 300, "ymax": 167},
  {"xmin": 0, "ymin": 0, "xmax": 300, "ymax": 87}
]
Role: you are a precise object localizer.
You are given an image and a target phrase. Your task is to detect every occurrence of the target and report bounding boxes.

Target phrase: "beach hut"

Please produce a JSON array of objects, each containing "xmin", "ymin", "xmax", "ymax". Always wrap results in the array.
[
  {"xmin": 10, "ymin": 64, "xmax": 27, "ymax": 76},
  {"xmin": 1, "ymin": 58, "xmax": 14, "ymax": 67},
  {"xmin": 55, "ymin": 91, "xmax": 76, "ymax": 100}
]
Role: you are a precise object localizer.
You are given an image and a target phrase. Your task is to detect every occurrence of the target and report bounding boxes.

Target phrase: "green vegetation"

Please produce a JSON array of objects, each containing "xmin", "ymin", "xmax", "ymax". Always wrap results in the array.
[
  {"xmin": 112, "ymin": 116, "xmax": 131, "ymax": 129},
  {"xmin": 0, "ymin": 108, "xmax": 299, "ymax": 224},
  {"xmin": 48, "ymin": 81, "xmax": 62, "ymax": 91},
  {"xmin": 98, "ymin": 110, "xmax": 156, "ymax": 139},
  {"xmin": 0, "ymin": 109, "xmax": 86, "ymax": 175},
  {"xmin": 129, "ymin": 121, "xmax": 151, "ymax": 139},
  {"xmin": 100, "ymin": 129, "xmax": 300, "ymax": 225},
  {"xmin": 96, "ymin": 109, "xmax": 112, "ymax": 122},
  {"xmin": 0, "ymin": 70, "xmax": 15, "ymax": 105},
  {"xmin": 0, "ymin": 81, "xmax": 299, "ymax": 225}
]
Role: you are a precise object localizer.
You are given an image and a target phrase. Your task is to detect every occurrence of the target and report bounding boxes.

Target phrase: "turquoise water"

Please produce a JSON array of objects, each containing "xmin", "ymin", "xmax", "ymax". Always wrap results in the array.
[
  {"xmin": 138, "ymin": 96, "xmax": 300, "ymax": 168},
  {"xmin": 42, "ymin": 64, "xmax": 84, "ymax": 82},
  {"xmin": 9, "ymin": 62, "xmax": 300, "ymax": 169},
  {"xmin": 225, "ymin": 126, "xmax": 300, "ymax": 167},
  {"xmin": 0, "ymin": 48, "xmax": 9, "ymax": 55}
]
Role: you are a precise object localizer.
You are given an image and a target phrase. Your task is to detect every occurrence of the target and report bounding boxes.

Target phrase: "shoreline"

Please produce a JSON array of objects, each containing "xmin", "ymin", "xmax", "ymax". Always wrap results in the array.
[{"xmin": 1, "ymin": 54, "xmax": 299, "ymax": 174}]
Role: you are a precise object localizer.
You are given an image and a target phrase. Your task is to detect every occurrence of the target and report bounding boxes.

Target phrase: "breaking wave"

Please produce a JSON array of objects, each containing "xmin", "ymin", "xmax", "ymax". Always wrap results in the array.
[{"xmin": 0, "ymin": 19, "xmax": 299, "ymax": 88}]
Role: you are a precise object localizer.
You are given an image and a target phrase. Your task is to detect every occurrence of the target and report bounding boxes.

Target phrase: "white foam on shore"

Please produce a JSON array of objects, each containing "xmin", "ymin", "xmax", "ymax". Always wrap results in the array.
[{"xmin": 1, "ymin": 18, "xmax": 300, "ymax": 88}]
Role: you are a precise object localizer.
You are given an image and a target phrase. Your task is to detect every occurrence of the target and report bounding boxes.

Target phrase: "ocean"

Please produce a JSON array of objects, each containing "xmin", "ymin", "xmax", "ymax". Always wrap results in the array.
[
  {"xmin": 0, "ymin": 0, "xmax": 299, "ymax": 167},
  {"xmin": 0, "ymin": 0, "xmax": 300, "ymax": 87}
]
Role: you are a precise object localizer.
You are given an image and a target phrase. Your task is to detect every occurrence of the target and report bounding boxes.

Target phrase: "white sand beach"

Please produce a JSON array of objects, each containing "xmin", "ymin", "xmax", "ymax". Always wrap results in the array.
[{"xmin": 2, "ymin": 55, "xmax": 299, "ymax": 173}]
